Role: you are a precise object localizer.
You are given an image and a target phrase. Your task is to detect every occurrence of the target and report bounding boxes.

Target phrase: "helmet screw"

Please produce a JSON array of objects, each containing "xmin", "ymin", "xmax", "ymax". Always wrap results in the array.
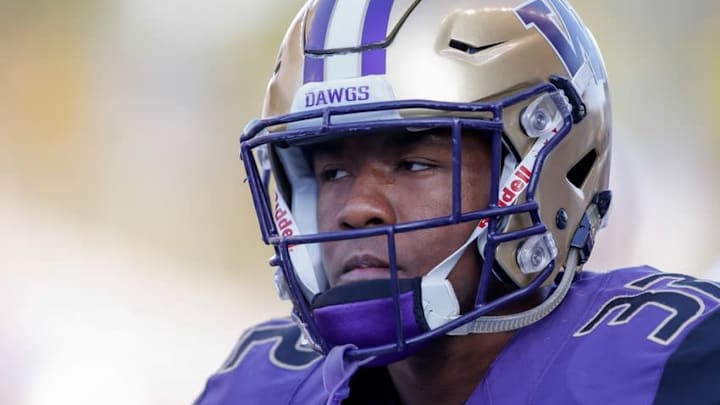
[{"xmin": 556, "ymin": 209, "xmax": 568, "ymax": 230}]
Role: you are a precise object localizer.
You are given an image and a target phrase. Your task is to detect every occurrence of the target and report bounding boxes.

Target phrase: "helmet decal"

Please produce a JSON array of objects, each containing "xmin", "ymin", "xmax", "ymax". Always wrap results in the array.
[{"xmin": 515, "ymin": 0, "xmax": 606, "ymax": 84}]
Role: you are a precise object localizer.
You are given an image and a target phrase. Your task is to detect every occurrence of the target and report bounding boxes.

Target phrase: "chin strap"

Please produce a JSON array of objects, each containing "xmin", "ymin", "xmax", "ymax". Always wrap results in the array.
[
  {"xmin": 446, "ymin": 191, "xmax": 611, "ymax": 335},
  {"xmin": 420, "ymin": 224, "xmax": 485, "ymax": 329},
  {"xmin": 447, "ymin": 248, "xmax": 580, "ymax": 335}
]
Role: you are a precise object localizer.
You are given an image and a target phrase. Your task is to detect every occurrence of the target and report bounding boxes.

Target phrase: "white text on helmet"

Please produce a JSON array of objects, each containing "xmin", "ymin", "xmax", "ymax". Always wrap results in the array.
[
  {"xmin": 478, "ymin": 164, "xmax": 532, "ymax": 229},
  {"xmin": 274, "ymin": 193, "xmax": 295, "ymax": 239}
]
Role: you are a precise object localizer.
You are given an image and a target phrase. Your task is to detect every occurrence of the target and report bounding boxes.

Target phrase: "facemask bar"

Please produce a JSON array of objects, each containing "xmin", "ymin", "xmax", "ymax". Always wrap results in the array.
[{"xmin": 240, "ymin": 82, "xmax": 572, "ymax": 359}]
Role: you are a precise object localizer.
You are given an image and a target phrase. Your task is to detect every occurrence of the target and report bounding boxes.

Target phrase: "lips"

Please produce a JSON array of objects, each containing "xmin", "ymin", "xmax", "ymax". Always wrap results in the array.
[{"xmin": 337, "ymin": 254, "xmax": 393, "ymax": 285}]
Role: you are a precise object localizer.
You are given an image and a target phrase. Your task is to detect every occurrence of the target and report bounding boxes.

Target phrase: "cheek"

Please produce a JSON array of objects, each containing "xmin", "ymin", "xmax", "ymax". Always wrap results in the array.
[
  {"xmin": 461, "ymin": 167, "xmax": 492, "ymax": 212},
  {"xmin": 393, "ymin": 171, "xmax": 489, "ymax": 278},
  {"xmin": 396, "ymin": 221, "xmax": 479, "ymax": 278},
  {"xmin": 460, "ymin": 137, "xmax": 493, "ymax": 211},
  {"xmin": 315, "ymin": 186, "xmax": 340, "ymax": 232},
  {"xmin": 394, "ymin": 178, "xmax": 453, "ymax": 220},
  {"xmin": 316, "ymin": 203, "xmax": 331, "ymax": 232}
]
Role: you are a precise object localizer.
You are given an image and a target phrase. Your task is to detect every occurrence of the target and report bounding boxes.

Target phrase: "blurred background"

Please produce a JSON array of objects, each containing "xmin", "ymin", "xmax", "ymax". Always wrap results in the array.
[{"xmin": 1, "ymin": 1, "xmax": 719, "ymax": 404}]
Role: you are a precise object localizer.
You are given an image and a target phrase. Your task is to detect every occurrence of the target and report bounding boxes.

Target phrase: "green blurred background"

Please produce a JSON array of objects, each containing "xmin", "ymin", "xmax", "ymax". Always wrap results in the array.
[{"xmin": 1, "ymin": 1, "xmax": 719, "ymax": 403}]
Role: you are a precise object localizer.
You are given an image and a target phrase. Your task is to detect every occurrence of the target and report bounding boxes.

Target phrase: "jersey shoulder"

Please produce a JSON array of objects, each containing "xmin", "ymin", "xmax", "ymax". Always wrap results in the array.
[
  {"xmin": 194, "ymin": 318, "xmax": 326, "ymax": 405},
  {"xmin": 476, "ymin": 266, "xmax": 720, "ymax": 405},
  {"xmin": 585, "ymin": 266, "xmax": 720, "ymax": 405},
  {"xmin": 573, "ymin": 266, "xmax": 720, "ymax": 346}
]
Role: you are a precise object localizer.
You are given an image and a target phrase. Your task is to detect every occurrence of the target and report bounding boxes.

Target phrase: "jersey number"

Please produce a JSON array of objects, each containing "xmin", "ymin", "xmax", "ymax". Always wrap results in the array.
[
  {"xmin": 574, "ymin": 274, "xmax": 720, "ymax": 345},
  {"xmin": 219, "ymin": 322, "xmax": 321, "ymax": 372}
]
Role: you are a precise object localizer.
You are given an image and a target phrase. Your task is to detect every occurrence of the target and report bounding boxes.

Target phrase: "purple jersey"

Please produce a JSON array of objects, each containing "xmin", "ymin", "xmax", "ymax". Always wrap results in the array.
[{"xmin": 195, "ymin": 267, "xmax": 720, "ymax": 404}]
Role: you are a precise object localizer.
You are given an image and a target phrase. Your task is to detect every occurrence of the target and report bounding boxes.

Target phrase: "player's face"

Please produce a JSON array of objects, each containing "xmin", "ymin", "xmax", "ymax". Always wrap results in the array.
[{"xmin": 312, "ymin": 130, "xmax": 492, "ymax": 310}]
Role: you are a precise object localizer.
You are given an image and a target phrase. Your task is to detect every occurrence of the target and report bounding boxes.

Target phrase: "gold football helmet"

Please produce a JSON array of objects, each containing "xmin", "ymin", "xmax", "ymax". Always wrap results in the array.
[{"xmin": 241, "ymin": 0, "xmax": 611, "ymax": 364}]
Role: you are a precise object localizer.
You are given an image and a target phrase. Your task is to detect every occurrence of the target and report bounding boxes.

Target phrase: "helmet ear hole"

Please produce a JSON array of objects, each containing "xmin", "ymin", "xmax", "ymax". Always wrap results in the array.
[{"xmin": 567, "ymin": 149, "xmax": 597, "ymax": 188}]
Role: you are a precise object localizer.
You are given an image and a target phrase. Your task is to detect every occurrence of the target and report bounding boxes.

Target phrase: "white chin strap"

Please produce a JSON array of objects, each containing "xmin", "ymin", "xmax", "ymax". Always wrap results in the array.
[
  {"xmin": 419, "ymin": 218, "xmax": 580, "ymax": 335},
  {"xmin": 419, "ymin": 219, "xmax": 581, "ymax": 336},
  {"xmin": 447, "ymin": 248, "xmax": 580, "ymax": 335},
  {"xmin": 420, "ymin": 225, "xmax": 486, "ymax": 330}
]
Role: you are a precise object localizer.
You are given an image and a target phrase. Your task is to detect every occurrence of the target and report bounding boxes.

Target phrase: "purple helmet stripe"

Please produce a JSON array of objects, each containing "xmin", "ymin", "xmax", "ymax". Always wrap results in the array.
[
  {"xmin": 361, "ymin": 0, "xmax": 394, "ymax": 76},
  {"xmin": 304, "ymin": 0, "xmax": 337, "ymax": 83},
  {"xmin": 306, "ymin": 0, "xmax": 337, "ymax": 51},
  {"xmin": 304, "ymin": 56, "xmax": 325, "ymax": 83},
  {"xmin": 361, "ymin": 0, "xmax": 394, "ymax": 47}
]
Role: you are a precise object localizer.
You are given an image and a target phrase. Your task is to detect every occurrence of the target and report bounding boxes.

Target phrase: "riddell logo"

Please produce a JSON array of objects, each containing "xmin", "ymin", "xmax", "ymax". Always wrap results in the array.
[
  {"xmin": 274, "ymin": 193, "xmax": 294, "ymax": 238},
  {"xmin": 478, "ymin": 165, "xmax": 533, "ymax": 229},
  {"xmin": 304, "ymin": 85, "xmax": 370, "ymax": 108}
]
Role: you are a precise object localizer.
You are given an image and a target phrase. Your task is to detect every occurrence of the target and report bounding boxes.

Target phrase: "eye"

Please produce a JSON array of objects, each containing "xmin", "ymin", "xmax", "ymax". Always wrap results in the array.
[
  {"xmin": 399, "ymin": 161, "xmax": 434, "ymax": 172},
  {"xmin": 320, "ymin": 168, "xmax": 350, "ymax": 181}
]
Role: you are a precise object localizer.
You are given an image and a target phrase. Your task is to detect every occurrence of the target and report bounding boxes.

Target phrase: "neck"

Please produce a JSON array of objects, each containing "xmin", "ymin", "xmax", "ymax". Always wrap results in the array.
[
  {"xmin": 386, "ymin": 289, "xmax": 546, "ymax": 405},
  {"xmin": 387, "ymin": 331, "xmax": 514, "ymax": 405}
]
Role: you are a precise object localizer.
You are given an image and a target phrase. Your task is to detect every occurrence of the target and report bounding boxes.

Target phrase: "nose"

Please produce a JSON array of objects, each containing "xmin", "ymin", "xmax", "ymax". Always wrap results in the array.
[{"xmin": 336, "ymin": 166, "xmax": 396, "ymax": 230}]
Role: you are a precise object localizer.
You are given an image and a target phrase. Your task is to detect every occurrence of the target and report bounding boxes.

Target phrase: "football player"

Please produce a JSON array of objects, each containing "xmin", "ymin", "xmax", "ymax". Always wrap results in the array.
[{"xmin": 197, "ymin": 0, "xmax": 720, "ymax": 404}]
